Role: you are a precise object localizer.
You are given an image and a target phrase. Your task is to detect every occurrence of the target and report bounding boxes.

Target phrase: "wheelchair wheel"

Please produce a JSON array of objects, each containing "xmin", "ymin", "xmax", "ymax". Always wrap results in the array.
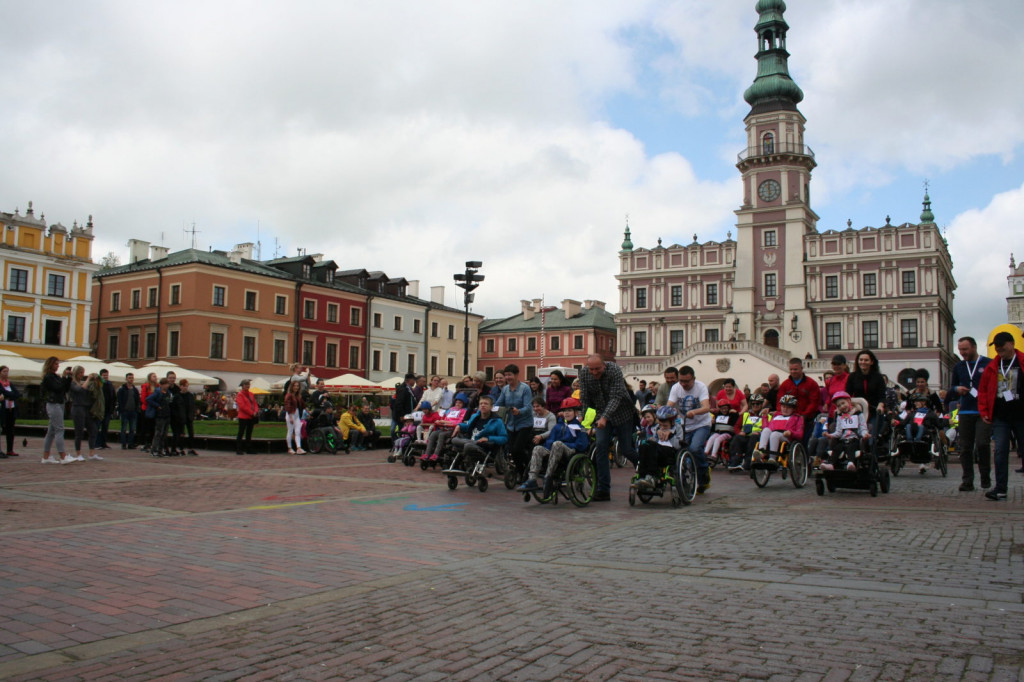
[
  {"xmin": 638, "ymin": 491, "xmax": 654, "ymax": 504},
  {"xmin": 565, "ymin": 453, "xmax": 596, "ymax": 507},
  {"xmin": 752, "ymin": 465, "xmax": 771, "ymax": 488},
  {"xmin": 504, "ymin": 466, "xmax": 518, "ymax": 490},
  {"xmin": 465, "ymin": 474, "xmax": 475, "ymax": 489},
  {"xmin": 869, "ymin": 480, "xmax": 878, "ymax": 497},
  {"xmin": 815, "ymin": 477, "xmax": 825, "ymax": 496},
  {"xmin": 447, "ymin": 475, "xmax": 458, "ymax": 490},
  {"xmin": 530, "ymin": 489, "xmax": 551, "ymax": 505},
  {"xmin": 937, "ymin": 441, "xmax": 948, "ymax": 477},
  {"xmin": 307, "ymin": 430, "xmax": 325, "ymax": 454},
  {"xmin": 676, "ymin": 451, "xmax": 697, "ymax": 506},
  {"xmin": 890, "ymin": 451, "xmax": 902, "ymax": 476},
  {"xmin": 494, "ymin": 448, "xmax": 508, "ymax": 476},
  {"xmin": 420, "ymin": 459, "xmax": 429, "ymax": 471},
  {"xmin": 324, "ymin": 431, "xmax": 339, "ymax": 454},
  {"xmin": 879, "ymin": 468, "xmax": 891, "ymax": 494},
  {"xmin": 387, "ymin": 452, "xmax": 397, "ymax": 463},
  {"xmin": 825, "ymin": 478, "xmax": 836, "ymax": 493},
  {"xmin": 790, "ymin": 442, "xmax": 808, "ymax": 489},
  {"xmin": 613, "ymin": 443, "xmax": 627, "ymax": 468},
  {"xmin": 628, "ymin": 487, "xmax": 636, "ymax": 506},
  {"xmin": 477, "ymin": 477, "xmax": 488, "ymax": 493}
]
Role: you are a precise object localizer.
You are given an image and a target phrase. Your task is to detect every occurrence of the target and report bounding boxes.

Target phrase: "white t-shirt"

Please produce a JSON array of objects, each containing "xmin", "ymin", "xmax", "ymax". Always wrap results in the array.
[{"xmin": 668, "ymin": 380, "xmax": 712, "ymax": 431}]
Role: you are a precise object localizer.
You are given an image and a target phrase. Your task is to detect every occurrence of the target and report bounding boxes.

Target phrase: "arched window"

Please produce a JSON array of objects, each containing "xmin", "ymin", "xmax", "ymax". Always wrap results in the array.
[
  {"xmin": 762, "ymin": 132, "xmax": 775, "ymax": 155},
  {"xmin": 764, "ymin": 329, "xmax": 780, "ymax": 348}
]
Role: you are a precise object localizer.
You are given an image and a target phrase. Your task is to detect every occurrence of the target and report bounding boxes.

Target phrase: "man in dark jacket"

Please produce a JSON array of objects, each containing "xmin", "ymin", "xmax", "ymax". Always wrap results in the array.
[
  {"xmin": 392, "ymin": 373, "xmax": 417, "ymax": 439},
  {"xmin": 946, "ymin": 337, "xmax": 992, "ymax": 492},
  {"xmin": 96, "ymin": 369, "xmax": 117, "ymax": 449},
  {"xmin": 117, "ymin": 373, "xmax": 141, "ymax": 449}
]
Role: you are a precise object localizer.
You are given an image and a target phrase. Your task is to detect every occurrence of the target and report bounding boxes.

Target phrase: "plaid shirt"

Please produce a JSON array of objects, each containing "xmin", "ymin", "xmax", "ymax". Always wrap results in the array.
[{"xmin": 579, "ymin": 361, "xmax": 636, "ymax": 427}]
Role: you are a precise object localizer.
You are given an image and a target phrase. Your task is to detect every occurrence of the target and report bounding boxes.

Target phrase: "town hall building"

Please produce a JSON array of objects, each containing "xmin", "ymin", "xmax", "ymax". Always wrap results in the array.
[{"xmin": 614, "ymin": 0, "xmax": 956, "ymax": 392}]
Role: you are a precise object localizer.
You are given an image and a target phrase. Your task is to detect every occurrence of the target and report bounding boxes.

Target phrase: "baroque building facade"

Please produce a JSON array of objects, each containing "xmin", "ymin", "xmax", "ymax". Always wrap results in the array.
[
  {"xmin": 614, "ymin": 0, "xmax": 956, "ymax": 392},
  {"xmin": 1, "ymin": 202, "xmax": 99, "ymax": 360},
  {"xmin": 1008, "ymin": 255, "xmax": 1024, "ymax": 332}
]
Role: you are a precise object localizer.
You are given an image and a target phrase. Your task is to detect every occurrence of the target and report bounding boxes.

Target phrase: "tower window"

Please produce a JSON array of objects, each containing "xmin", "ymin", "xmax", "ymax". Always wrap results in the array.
[
  {"xmin": 764, "ymin": 230, "xmax": 777, "ymax": 247},
  {"xmin": 762, "ymin": 132, "xmax": 775, "ymax": 155}
]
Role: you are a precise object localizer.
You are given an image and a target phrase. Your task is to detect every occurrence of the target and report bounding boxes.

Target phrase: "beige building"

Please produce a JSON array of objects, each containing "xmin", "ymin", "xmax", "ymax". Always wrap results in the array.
[
  {"xmin": 1, "ymin": 202, "xmax": 99, "ymax": 360},
  {"xmin": 1008, "ymin": 255, "xmax": 1024, "ymax": 331},
  {"xmin": 411, "ymin": 282, "xmax": 483, "ymax": 381}
]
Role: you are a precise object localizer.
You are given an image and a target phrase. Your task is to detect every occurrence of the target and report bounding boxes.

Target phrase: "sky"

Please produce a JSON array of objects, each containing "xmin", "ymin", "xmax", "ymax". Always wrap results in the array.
[{"xmin": 1, "ymin": 0, "xmax": 1022, "ymax": 348}]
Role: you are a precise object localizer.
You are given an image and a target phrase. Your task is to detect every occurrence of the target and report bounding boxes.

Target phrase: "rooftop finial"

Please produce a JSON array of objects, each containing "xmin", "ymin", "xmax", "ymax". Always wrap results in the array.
[
  {"xmin": 885, "ymin": 215, "xmax": 891, "ymax": 226},
  {"xmin": 920, "ymin": 182, "xmax": 935, "ymax": 224},
  {"xmin": 26, "ymin": 201, "xmax": 33, "ymax": 216},
  {"xmin": 847, "ymin": 218, "xmax": 852, "ymax": 228},
  {"xmin": 692, "ymin": 233, "xmax": 698, "ymax": 243}
]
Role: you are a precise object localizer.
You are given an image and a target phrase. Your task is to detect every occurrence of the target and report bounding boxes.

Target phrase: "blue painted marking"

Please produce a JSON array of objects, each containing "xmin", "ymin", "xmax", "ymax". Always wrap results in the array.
[{"xmin": 403, "ymin": 503, "xmax": 469, "ymax": 512}]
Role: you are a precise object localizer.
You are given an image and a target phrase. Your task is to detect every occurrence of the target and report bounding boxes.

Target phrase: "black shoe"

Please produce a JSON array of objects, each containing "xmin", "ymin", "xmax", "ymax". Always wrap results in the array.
[
  {"xmin": 958, "ymin": 482, "xmax": 974, "ymax": 492},
  {"xmin": 982, "ymin": 476, "xmax": 992, "ymax": 488},
  {"xmin": 984, "ymin": 489, "xmax": 1007, "ymax": 501},
  {"xmin": 592, "ymin": 490, "xmax": 611, "ymax": 502},
  {"xmin": 1016, "ymin": 468, "xmax": 1024, "ymax": 474}
]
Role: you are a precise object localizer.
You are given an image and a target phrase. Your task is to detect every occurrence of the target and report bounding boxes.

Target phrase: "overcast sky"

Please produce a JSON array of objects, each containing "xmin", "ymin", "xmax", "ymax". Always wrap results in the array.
[{"xmin": 2, "ymin": 0, "xmax": 1022, "ymax": 348}]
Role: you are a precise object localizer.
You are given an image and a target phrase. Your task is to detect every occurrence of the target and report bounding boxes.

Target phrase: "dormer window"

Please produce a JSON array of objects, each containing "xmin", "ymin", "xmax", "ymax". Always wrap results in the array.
[
  {"xmin": 302, "ymin": 264, "xmax": 311, "ymax": 278},
  {"xmin": 325, "ymin": 270, "xmax": 334, "ymax": 283},
  {"xmin": 398, "ymin": 286, "xmax": 406, "ymax": 297}
]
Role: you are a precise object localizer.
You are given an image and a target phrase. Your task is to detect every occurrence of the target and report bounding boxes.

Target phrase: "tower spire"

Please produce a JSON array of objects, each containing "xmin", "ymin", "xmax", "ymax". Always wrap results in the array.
[
  {"xmin": 743, "ymin": 0, "xmax": 804, "ymax": 115},
  {"xmin": 920, "ymin": 181, "xmax": 935, "ymax": 224}
]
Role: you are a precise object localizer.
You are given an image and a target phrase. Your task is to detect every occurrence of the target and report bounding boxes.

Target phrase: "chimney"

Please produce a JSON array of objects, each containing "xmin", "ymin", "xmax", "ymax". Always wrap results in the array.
[
  {"xmin": 128, "ymin": 239, "xmax": 150, "ymax": 264},
  {"xmin": 521, "ymin": 300, "xmax": 536, "ymax": 321},
  {"xmin": 562, "ymin": 299, "xmax": 582, "ymax": 319},
  {"xmin": 430, "ymin": 286, "xmax": 444, "ymax": 305},
  {"xmin": 234, "ymin": 242, "xmax": 254, "ymax": 260},
  {"xmin": 150, "ymin": 245, "xmax": 169, "ymax": 261},
  {"xmin": 590, "ymin": 300, "xmax": 606, "ymax": 310},
  {"xmin": 408, "ymin": 280, "xmax": 420, "ymax": 298},
  {"xmin": 228, "ymin": 249, "xmax": 242, "ymax": 264}
]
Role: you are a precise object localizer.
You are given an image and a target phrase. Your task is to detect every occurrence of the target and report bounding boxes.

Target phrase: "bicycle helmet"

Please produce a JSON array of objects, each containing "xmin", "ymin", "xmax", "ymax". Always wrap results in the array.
[
  {"xmin": 748, "ymin": 394, "xmax": 765, "ymax": 403},
  {"xmin": 910, "ymin": 391, "xmax": 929, "ymax": 403},
  {"xmin": 830, "ymin": 390, "xmax": 851, "ymax": 403},
  {"xmin": 655, "ymin": 405, "xmax": 678, "ymax": 421},
  {"xmin": 559, "ymin": 397, "xmax": 581, "ymax": 410},
  {"xmin": 453, "ymin": 392, "xmax": 469, "ymax": 405},
  {"xmin": 419, "ymin": 400, "xmax": 432, "ymax": 410},
  {"xmin": 779, "ymin": 394, "xmax": 799, "ymax": 408},
  {"xmin": 640, "ymin": 403, "xmax": 657, "ymax": 415}
]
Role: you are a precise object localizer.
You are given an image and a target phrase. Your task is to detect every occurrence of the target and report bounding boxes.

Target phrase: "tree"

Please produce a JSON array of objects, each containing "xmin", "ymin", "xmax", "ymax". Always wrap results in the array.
[{"xmin": 99, "ymin": 251, "xmax": 121, "ymax": 269}]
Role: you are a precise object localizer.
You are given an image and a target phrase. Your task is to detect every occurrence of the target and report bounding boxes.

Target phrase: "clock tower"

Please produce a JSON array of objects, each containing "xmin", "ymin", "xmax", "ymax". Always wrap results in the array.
[{"xmin": 732, "ymin": 0, "xmax": 817, "ymax": 356}]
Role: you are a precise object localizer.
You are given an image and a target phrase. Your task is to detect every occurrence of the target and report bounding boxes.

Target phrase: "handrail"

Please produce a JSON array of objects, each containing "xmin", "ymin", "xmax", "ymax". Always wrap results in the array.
[{"xmin": 737, "ymin": 143, "xmax": 815, "ymax": 163}]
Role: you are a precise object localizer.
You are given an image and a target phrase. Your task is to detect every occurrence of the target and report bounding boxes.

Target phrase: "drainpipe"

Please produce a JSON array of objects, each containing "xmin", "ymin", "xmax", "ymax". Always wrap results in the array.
[
  {"xmin": 293, "ymin": 281, "xmax": 303, "ymax": 363},
  {"xmin": 155, "ymin": 268, "xmax": 162, "ymax": 360},
  {"xmin": 422, "ymin": 305, "xmax": 430, "ymax": 376},
  {"xmin": 364, "ymin": 295, "xmax": 374, "ymax": 377},
  {"xmin": 93, "ymin": 275, "xmax": 103, "ymax": 357}
]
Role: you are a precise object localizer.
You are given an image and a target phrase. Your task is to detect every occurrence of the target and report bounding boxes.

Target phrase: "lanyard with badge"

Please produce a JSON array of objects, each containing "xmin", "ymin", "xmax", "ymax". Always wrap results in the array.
[
  {"xmin": 999, "ymin": 356, "xmax": 1017, "ymax": 402},
  {"xmin": 966, "ymin": 358, "xmax": 981, "ymax": 398}
]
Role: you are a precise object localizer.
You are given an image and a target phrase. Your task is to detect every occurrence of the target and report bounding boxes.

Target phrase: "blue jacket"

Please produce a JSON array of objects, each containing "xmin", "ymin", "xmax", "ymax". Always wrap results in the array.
[
  {"xmin": 456, "ymin": 411, "xmax": 508, "ymax": 445},
  {"xmin": 495, "ymin": 381, "xmax": 534, "ymax": 431},
  {"xmin": 946, "ymin": 356, "xmax": 990, "ymax": 414},
  {"xmin": 145, "ymin": 386, "xmax": 164, "ymax": 419},
  {"xmin": 544, "ymin": 417, "xmax": 589, "ymax": 452}
]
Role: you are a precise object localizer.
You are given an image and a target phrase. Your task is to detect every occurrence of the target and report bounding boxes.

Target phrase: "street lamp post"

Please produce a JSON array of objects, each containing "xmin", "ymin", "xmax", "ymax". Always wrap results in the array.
[{"xmin": 453, "ymin": 261, "xmax": 484, "ymax": 376}]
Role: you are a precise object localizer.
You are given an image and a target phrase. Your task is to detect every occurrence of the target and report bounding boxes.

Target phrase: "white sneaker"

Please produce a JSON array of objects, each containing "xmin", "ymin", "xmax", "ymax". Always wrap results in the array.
[
  {"xmin": 295, "ymin": 448, "xmax": 306, "ymax": 454},
  {"xmin": 287, "ymin": 449, "xmax": 296, "ymax": 455},
  {"xmin": 75, "ymin": 454, "xmax": 86, "ymax": 462},
  {"xmin": 40, "ymin": 456, "xmax": 60, "ymax": 464},
  {"xmin": 89, "ymin": 454, "xmax": 104, "ymax": 461},
  {"xmin": 60, "ymin": 455, "xmax": 77, "ymax": 465}
]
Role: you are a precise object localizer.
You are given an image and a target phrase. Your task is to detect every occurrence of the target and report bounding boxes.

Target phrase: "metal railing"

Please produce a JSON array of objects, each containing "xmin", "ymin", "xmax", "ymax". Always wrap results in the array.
[{"xmin": 737, "ymin": 143, "xmax": 815, "ymax": 163}]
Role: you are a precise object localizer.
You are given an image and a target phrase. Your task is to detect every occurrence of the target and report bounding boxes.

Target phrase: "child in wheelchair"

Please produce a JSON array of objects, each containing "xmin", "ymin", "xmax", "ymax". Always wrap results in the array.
[
  {"xmin": 753, "ymin": 394, "xmax": 804, "ymax": 464},
  {"xmin": 420, "ymin": 393, "xmax": 469, "ymax": 464},
  {"xmin": 391, "ymin": 414, "xmax": 418, "ymax": 458},
  {"xmin": 819, "ymin": 391, "xmax": 869, "ymax": 471},
  {"xmin": 633, "ymin": 405, "xmax": 683, "ymax": 491},
  {"xmin": 444, "ymin": 395, "xmax": 508, "ymax": 477},
  {"xmin": 517, "ymin": 397, "xmax": 588, "ymax": 499},
  {"xmin": 895, "ymin": 391, "xmax": 943, "ymax": 473},
  {"xmin": 705, "ymin": 400, "xmax": 739, "ymax": 466},
  {"xmin": 727, "ymin": 394, "xmax": 767, "ymax": 471}
]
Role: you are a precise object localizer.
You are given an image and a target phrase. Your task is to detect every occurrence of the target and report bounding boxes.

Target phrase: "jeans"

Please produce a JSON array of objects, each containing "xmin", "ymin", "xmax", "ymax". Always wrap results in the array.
[
  {"xmin": 991, "ymin": 416, "xmax": 1024, "ymax": 493},
  {"xmin": 43, "ymin": 402, "xmax": 66, "ymax": 454},
  {"xmin": 906, "ymin": 424, "xmax": 925, "ymax": 442},
  {"xmin": 958, "ymin": 414, "xmax": 992, "ymax": 485},
  {"xmin": 120, "ymin": 411, "xmax": 137, "ymax": 447},
  {"xmin": 686, "ymin": 425, "xmax": 711, "ymax": 484},
  {"xmin": 592, "ymin": 419, "xmax": 638, "ymax": 492}
]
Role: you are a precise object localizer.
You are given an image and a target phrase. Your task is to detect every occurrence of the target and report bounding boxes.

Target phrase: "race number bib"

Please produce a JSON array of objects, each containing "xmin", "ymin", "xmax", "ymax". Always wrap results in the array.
[
  {"xmin": 837, "ymin": 415, "xmax": 858, "ymax": 430},
  {"xmin": 715, "ymin": 415, "xmax": 731, "ymax": 424},
  {"xmin": 533, "ymin": 417, "xmax": 548, "ymax": 429}
]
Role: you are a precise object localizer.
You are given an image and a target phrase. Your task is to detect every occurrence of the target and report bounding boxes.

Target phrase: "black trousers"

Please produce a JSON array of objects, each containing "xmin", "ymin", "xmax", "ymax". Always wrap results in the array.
[
  {"xmin": 236, "ymin": 419, "xmax": 256, "ymax": 452},
  {"xmin": 958, "ymin": 414, "xmax": 991, "ymax": 484}
]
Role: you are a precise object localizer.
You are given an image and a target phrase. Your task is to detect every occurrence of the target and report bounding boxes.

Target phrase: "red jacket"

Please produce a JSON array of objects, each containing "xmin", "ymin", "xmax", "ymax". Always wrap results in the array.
[
  {"xmin": 777, "ymin": 375, "xmax": 821, "ymax": 420},
  {"xmin": 236, "ymin": 389, "xmax": 259, "ymax": 420},
  {"xmin": 284, "ymin": 392, "xmax": 304, "ymax": 415},
  {"xmin": 978, "ymin": 348, "xmax": 1024, "ymax": 422}
]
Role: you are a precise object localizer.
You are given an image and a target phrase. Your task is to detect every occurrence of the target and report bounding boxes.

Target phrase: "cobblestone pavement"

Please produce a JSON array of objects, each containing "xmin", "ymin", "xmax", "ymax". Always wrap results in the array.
[{"xmin": 0, "ymin": 443, "xmax": 1022, "ymax": 681}]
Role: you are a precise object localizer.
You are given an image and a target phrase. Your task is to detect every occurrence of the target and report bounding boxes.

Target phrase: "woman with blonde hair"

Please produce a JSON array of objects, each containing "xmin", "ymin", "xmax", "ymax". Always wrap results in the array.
[
  {"xmin": 69, "ymin": 366, "xmax": 102, "ymax": 461},
  {"xmin": 40, "ymin": 357, "xmax": 74, "ymax": 464}
]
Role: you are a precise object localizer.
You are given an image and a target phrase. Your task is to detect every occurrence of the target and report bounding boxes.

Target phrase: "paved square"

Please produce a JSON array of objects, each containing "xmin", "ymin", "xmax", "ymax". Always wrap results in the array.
[{"xmin": 0, "ymin": 443, "xmax": 1021, "ymax": 681}]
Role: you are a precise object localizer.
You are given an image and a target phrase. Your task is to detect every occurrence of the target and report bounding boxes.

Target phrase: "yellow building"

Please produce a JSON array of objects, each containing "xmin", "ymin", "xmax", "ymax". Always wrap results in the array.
[{"xmin": 1, "ymin": 202, "xmax": 99, "ymax": 361}]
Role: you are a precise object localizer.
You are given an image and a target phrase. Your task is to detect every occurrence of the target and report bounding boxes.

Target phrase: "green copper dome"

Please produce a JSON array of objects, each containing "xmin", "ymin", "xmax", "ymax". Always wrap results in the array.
[
  {"xmin": 620, "ymin": 226, "xmax": 633, "ymax": 252},
  {"xmin": 920, "ymin": 192, "xmax": 935, "ymax": 224},
  {"xmin": 744, "ymin": 0, "xmax": 804, "ymax": 112}
]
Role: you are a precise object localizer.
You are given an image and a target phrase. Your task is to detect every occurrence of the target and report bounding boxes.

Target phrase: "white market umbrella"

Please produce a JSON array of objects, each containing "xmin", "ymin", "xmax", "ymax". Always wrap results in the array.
[
  {"xmin": 376, "ymin": 376, "xmax": 405, "ymax": 389},
  {"xmin": 136, "ymin": 360, "xmax": 219, "ymax": 386},
  {"xmin": 0, "ymin": 349, "xmax": 43, "ymax": 382},
  {"xmin": 323, "ymin": 373, "xmax": 383, "ymax": 393},
  {"xmin": 59, "ymin": 355, "xmax": 132, "ymax": 382}
]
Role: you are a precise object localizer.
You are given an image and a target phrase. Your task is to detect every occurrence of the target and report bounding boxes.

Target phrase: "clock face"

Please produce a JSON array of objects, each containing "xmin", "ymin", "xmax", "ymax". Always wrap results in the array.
[{"xmin": 758, "ymin": 179, "xmax": 781, "ymax": 202}]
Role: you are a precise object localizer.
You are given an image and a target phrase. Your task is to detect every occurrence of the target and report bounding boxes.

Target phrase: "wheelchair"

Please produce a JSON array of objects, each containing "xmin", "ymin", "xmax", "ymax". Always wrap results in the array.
[
  {"xmin": 521, "ymin": 446, "xmax": 599, "ymax": 508},
  {"xmin": 443, "ymin": 441, "xmax": 505, "ymax": 493},
  {"xmin": 628, "ymin": 447, "xmax": 698, "ymax": 507},
  {"xmin": 815, "ymin": 437, "xmax": 891, "ymax": 497},
  {"xmin": 750, "ymin": 438, "xmax": 808, "ymax": 489},
  {"xmin": 306, "ymin": 426, "xmax": 340, "ymax": 454},
  {"xmin": 888, "ymin": 424, "xmax": 948, "ymax": 477}
]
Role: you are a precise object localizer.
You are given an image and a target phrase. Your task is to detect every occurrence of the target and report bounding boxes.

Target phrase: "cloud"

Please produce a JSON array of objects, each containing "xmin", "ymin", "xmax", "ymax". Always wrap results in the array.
[{"xmin": 945, "ymin": 183, "xmax": 1023, "ymax": 342}]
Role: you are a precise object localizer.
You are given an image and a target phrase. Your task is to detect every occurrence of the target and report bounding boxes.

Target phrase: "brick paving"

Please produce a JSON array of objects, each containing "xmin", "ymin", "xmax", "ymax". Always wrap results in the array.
[{"xmin": 0, "ymin": 440, "xmax": 1022, "ymax": 681}]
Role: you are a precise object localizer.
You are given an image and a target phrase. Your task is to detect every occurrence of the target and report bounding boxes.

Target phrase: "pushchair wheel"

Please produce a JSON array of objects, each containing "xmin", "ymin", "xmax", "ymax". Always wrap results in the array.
[
  {"xmin": 477, "ymin": 477, "xmax": 488, "ymax": 493},
  {"xmin": 447, "ymin": 476, "xmax": 458, "ymax": 490},
  {"xmin": 387, "ymin": 454, "xmax": 396, "ymax": 463},
  {"xmin": 420, "ymin": 460, "xmax": 428, "ymax": 471},
  {"xmin": 815, "ymin": 477, "xmax": 825, "ymax": 496}
]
